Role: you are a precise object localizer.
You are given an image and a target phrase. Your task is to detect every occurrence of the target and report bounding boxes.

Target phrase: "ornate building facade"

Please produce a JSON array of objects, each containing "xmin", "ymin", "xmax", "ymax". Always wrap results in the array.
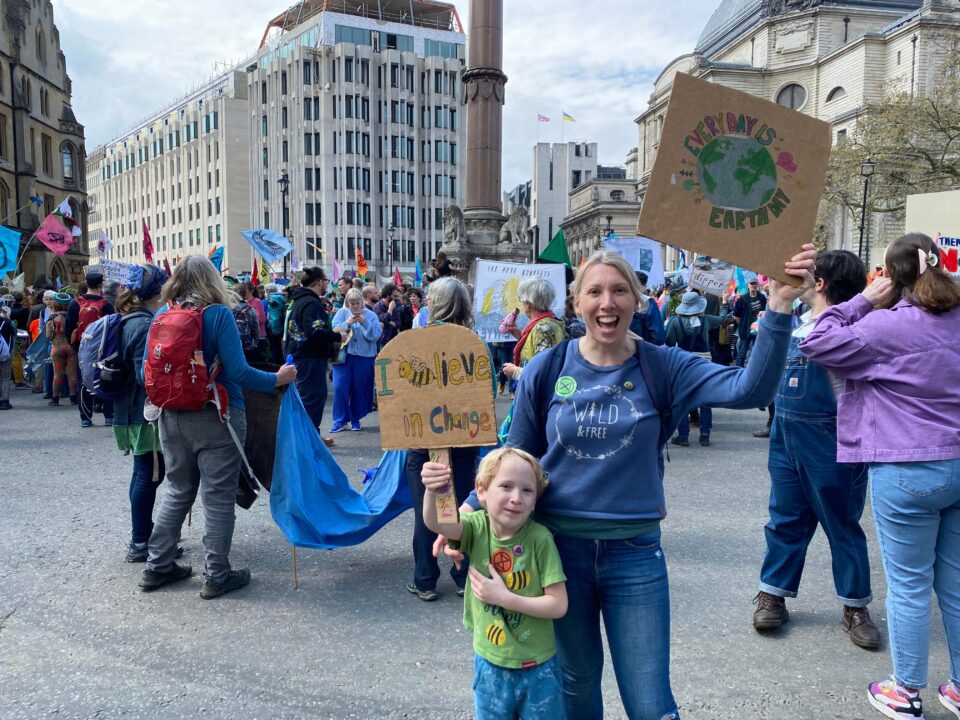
[
  {"xmin": 634, "ymin": 0, "xmax": 960, "ymax": 269},
  {"xmin": 0, "ymin": 0, "xmax": 86, "ymax": 285}
]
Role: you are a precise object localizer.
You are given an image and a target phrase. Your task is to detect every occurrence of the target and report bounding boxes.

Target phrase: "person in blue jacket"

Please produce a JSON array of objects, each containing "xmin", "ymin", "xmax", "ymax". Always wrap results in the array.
[
  {"xmin": 138, "ymin": 255, "xmax": 297, "ymax": 599},
  {"xmin": 329, "ymin": 287, "xmax": 382, "ymax": 432},
  {"xmin": 423, "ymin": 246, "xmax": 816, "ymax": 719}
]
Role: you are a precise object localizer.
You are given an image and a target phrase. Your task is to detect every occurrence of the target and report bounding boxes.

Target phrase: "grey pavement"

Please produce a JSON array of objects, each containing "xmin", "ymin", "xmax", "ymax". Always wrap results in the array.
[{"xmin": 0, "ymin": 387, "xmax": 953, "ymax": 719}]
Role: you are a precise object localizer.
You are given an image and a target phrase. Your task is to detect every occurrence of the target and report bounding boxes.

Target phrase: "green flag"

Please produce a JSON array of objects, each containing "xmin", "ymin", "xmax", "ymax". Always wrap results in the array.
[{"xmin": 538, "ymin": 229, "xmax": 571, "ymax": 267}]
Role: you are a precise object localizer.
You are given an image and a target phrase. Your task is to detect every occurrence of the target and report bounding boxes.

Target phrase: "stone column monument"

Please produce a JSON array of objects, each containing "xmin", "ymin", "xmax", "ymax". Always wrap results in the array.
[{"xmin": 439, "ymin": 0, "xmax": 532, "ymax": 282}]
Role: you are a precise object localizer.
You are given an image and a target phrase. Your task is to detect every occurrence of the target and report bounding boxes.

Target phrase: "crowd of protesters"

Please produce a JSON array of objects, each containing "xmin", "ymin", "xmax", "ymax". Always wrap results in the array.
[{"xmin": 1, "ymin": 234, "xmax": 958, "ymax": 720}]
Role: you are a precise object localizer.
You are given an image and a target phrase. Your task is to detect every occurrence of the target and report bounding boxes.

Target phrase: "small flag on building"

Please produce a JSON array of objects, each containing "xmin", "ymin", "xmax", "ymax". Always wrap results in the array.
[
  {"xmin": 538, "ymin": 114, "xmax": 550, "ymax": 122},
  {"xmin": 562, "ymin": 112, "xmax": 576, "ymax": 123},
  {"xmin": 142, "ymin": 219, "xmax": 154, "ymax": 263}
]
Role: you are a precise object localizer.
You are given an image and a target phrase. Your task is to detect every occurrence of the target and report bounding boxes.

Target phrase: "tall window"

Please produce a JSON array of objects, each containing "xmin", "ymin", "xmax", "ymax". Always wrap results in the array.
[
  {"xmin": 35, "ymin": 26, "xmax": 46, "ymax": 64},
  {"xmin": 0, "ymin": 181, "xmax": 9, "ymax": 222},
  {"xmin": 61, "ymin": 144, "xmax": 75, "ymax": 185},
  {"xmin": 41, "ymin": 134, "xmax": 52, "ymax": 176}
]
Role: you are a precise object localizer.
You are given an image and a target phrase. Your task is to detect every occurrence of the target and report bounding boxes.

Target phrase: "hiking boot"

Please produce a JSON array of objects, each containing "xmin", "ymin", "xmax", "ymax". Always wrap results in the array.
[
  {"xmin": 671, "ymin": 436, "xmax": 689, "ymax": 447},
  {"xmin": 844, "ymin": 605, "xmax": 881, "ymax": 649},
  {"xmin": 406, "ymin": 582, "xmax": 439, "ymax": 602},
  {"xmin": 939, "ymin": 682, "xmax": 960, "ymax": 719},
  {"xmin": 867, "ymin": 679, "xmax": 924, "ymax": 719},
  {"xmin": 48, "ymin": 397, "xmax": 60, "ymax": 406},
  {"xmin": 139, "ymin": 562, "xmax": 193, "ymax": 591},
  {"xmin": 753, "ymin": 427, "xmax": 771, "ymax": 438},
  {"xmin": 200, "ymin": 568, "xmax": 251, "ymax": 599},
  {"xmin": 126, "ymin": 544, "xmax": 183, "ymax": 564},
  {"xmin": 699, "ymin": 435, "xmax": 711, "ymax": 447},
  {"xmin": 752, "ymin": 591, "xmax": 789, "ymax": 631}
]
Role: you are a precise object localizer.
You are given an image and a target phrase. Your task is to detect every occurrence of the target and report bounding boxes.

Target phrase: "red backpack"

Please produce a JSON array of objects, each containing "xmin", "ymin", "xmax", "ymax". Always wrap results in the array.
[
  {"xmin": 144, "ymin": 303, "xmax": 227, "ymax": 414},
  {"xmin": 72, "ymin": 297, "xmax": 108, "ymax": 346}
]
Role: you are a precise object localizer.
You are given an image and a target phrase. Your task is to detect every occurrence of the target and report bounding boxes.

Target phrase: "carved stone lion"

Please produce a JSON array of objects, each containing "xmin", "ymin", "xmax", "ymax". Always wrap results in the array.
[
  {"xmin": 498, "ymin": 206, "xmax": 530, "ymax": 245},
  {"xmin": 443, "ymin": 205, "xmax": 467, "ymax": 247}
]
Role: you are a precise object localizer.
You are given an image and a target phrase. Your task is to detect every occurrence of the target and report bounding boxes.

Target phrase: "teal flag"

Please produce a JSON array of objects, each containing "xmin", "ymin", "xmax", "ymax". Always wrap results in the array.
[{"xmin": 0, "ymin": 226, "xmax": 21, "ymax": 274}]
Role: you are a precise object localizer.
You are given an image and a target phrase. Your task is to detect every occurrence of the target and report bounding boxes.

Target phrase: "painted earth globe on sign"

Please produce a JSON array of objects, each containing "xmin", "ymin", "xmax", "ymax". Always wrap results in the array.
[{"xmin": 696, "ymin": 135, "xmax": 778, "ymax": 211}]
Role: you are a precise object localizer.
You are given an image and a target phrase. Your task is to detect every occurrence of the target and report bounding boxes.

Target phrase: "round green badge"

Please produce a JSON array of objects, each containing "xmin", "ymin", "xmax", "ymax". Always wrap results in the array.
[{"xmin": 554, "ymin": 376, "xmax": 577, "ymax": 398}]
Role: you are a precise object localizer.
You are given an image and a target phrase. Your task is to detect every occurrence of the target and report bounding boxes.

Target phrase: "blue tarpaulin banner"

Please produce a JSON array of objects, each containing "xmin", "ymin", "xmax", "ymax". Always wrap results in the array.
[{"xmin": 269, "ymin": 386, "xmax": 412, "ymax": 549}]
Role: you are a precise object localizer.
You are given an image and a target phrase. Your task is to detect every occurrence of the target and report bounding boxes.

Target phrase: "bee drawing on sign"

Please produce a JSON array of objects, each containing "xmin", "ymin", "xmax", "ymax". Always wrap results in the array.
[{"xmin": 397, "ymin": 355, "xmax": 435, "ymax": 387}]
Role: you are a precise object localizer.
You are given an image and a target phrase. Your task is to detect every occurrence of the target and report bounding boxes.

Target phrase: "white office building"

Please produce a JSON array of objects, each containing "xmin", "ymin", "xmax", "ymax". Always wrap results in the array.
[{"xmin": 530, "ymin": 141, "xmax": 597, "ymax": 255}]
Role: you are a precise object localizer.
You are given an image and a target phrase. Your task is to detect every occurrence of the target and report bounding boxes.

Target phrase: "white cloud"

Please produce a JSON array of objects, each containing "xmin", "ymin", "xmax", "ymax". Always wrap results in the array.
[{"xmin": 55, "ymin": 0, "xmax": 717, "ymax": 187}]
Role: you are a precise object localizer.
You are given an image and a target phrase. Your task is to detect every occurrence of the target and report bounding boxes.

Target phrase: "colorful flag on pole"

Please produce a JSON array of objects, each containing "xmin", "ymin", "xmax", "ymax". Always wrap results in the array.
[
  {"xmin": 415, "ymin": 257, "xmax": 423, "ymax": 286},
  {"xmin": 393, "ymin": 266, "xmax": 402, "ymax": 287},
  {"xmin": 163, "ymin": 258, "xmax": 172, "ymax": 276},
  {"xmin": 0, "ymin": 226, "xmax": 21, "ymax": 273},
  {"xmin": 208, "ymin": 245, "xmax": 224, "ymax": 272},
  {"xmin": 9, "ymin": 272, "xmax": 25, "ymax": 292},
  {"xmin": 356, "ymin": 247, "xmax": 368, "ymax": 280},
  {"xmin": 240, "ymin": 229, "xmax": 292, "ymax": 264},
  {"xmin": 54, "ymin": 199, "xmax": 82, "ymax": 238},
  {"xmin": 259, "ymin": 257, "xmax": 271, "ymax": 285},
  {"xmin": 538, "ymin": 229, "xmax": 571, "ymax": 268},
  {"xmin": 142, "ymin": 219, "xmax": 154, "ymax": 263},
  {"xmin": 290, "ymin": 247, "xmax": 301, "ymax": 272},
  {"xmin": 538, "ymin": 114, "xmax": 550, "ymax": 122},
  {"xmin": 562, "ymin": 112, "xmax": 576, "ymax": 123},
  {"xmin": 332, "ymin": 258, "xmax": 342, "ymax": 283},
  {"xmin": 97, "ymin": 230, "xmax": 112, "ymax": 259},
  {"xmin": 28, "ymin": 195, "xmax": 43, "ymax": 205},
  {"xmin": 251, "ymin": 256, "xmax": 260, "ymax": 287},
  {"xmin": 35, "ymin": 212, "xmax": 75, "ymax": 256}
]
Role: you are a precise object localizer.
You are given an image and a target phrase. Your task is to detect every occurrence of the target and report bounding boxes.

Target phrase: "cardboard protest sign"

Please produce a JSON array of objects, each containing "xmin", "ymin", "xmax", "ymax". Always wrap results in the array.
[
  {"xmin": 688, "ymin": 256, "xmax": 735, "ymax": 297},
  {"xmin": 637, "ymin": 73, "xmax": 830, "ymax": 285},
  {"xmin": 474, "ymin": 260, "xmax": 566, "ymax": 343},
  {"xmin": 96, "ymin": 259, "xmax": 144, "ymax": 288},
  {"xmin": 375, "ymin": 324, "xmax": 497, "ymax": 523},
  {"xmin": 604, "ymin": 236, "xmax": 666, "ymax": 288}
]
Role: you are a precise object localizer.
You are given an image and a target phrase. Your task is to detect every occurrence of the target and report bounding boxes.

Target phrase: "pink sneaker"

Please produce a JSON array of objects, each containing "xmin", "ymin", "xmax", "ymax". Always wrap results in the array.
[
  {"xmin": 940, "ymin": 682, "xmax": 960, "ymax": 719},
  {"xmin": 867, "ymin": 679, "xmax": 924, "ymax": 719}
]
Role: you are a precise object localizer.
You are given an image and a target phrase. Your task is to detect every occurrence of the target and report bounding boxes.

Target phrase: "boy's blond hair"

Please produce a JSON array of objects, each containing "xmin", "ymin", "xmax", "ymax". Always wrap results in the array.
[{"xmin": 475, "ymin": 447, "xmax": 549, "ymax": 498}]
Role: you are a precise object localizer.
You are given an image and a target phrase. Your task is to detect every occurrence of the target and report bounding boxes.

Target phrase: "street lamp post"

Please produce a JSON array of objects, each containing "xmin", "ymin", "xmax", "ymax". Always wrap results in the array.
[
  {"xmin": 857, "ymin": 158, "xmax": 875, "ymax": 265},
  {"xmin": 387, "ymin": 224, "xmax": 396, "ymax": 279},
  {"xmin": 603, "ymin": 214, "xmax": 614, "ymax": 238},
  {"xmin": 278, "ymin": 172, "xmax": 290, "ymax": 277}
]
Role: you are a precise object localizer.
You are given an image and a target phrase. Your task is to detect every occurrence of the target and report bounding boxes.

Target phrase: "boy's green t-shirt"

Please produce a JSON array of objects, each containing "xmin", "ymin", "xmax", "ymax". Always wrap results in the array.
[{"xmin": 451, "ymin": 511, "xmax": 566, "ymax": 669}]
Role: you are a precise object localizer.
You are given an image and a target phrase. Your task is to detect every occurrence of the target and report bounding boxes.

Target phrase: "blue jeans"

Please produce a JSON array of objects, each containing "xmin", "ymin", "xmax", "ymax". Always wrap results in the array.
[
  {"xmin": 870, "ymin": 460, "xmax": 960, "ymax": 689},
  {"xmin": 130, "ymin": 451, "xmax": 166, "ymax": 546},
  {"xmin": 553, "ymin": 530, "xmax": 679, "ymax": 719},
  {"xmin": 473, "ymin": 654, "xmax": 563, "ymax": 719},
  {"xmin": 760, "ymin": 417, "xmax": 871, "ymax": 604},
  {"xmin": 675, "ymin": 407, "xmax": 712, "ymax": 439},
  {"xmin": 735, "ymin": 334, "xmax": 755, "ymax": 367}
]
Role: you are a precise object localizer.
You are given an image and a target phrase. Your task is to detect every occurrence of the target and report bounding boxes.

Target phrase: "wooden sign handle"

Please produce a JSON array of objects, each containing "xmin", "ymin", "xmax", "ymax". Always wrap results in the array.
[{"xmin": 429, "ymin": 448, "xmax": 459, "ymax": 525}]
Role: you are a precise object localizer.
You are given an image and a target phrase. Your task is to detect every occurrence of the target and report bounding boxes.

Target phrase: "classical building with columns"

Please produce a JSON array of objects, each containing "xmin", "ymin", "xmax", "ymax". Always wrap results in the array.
[
  {"xmin": 0, "ymin": 0, "xmax": 87, "ymax": 285},
  {"xmin": 634, "ymin": 0, "xmax": 960, "ymax": 271}
]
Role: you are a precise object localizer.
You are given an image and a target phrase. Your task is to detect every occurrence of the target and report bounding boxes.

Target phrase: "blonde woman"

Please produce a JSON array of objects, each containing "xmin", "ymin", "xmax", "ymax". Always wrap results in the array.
[{"xmin": 139, "ymin": 256, "xmax": 297, "ymax": 599}]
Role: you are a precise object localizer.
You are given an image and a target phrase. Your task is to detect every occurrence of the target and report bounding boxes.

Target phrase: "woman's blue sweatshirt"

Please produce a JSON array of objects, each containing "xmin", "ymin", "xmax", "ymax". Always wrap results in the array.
[
  {"xmin": 496, "ymin": 310, "xmax": 794, "ymax": 523},
  {"xmin": 142, "ymin": 304, "xmax": 275, "ymax": 412},
  {"xmin": 331, "ymin": 307, "xmax": 382, "ymax": 357}
]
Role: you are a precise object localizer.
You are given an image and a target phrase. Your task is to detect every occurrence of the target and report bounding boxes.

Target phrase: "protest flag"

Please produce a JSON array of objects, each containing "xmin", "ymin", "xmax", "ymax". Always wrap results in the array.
[
  {"xmin": 35, "ymin": 212, "xmax": 75, "ymax": 256},
  {"xmin": 538, "ymin": 228, "xmax": 571, "ymax": 268},
  {"xmin": 393, "ymin": 266, "xmax": 402, "ymax": 287},
  {"xmin": 142, "ymin": 219, "xmax": 154, "ymax": 263},
  {"xmin": 414, "ymin": 257, "xmax": 423, "ymax": 286},
  {"xmin": 208, "ymin": 245, "xmax": 224, "ymax": 272},
  {"xmin": 251, "ymin": 256, "xmax": 260, "ymax": 286},
  {"xmin": 163, "ymin": 258, "xmax": 172, "ymax": 276},
  {"xmin": 332, "ymin": 258, "xmax": 342, "ymax": 283},
  {"xmin": 54, "ymin": 198, "xmax": 82, "ymax": 238},
  {"xmin": 259, "ymin": 256, "xmax": 271, "ymax": 285},
  {"xmin": 356, "ymin": 246, "xmax": 368, "ymax": 280},
  {"xmin": 240, "ymin": 229, "xmax": 292, "ymax": 264},
  {"xmin": 0, "ymin": 226, "xmax": 21, "ymax": 273}
]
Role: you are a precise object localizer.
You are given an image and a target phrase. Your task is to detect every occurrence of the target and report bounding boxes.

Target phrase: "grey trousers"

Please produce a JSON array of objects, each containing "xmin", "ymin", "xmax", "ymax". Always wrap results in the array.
[{"xmin": 148, "ymin": 407, "xmax": 246, "ymax": 583}]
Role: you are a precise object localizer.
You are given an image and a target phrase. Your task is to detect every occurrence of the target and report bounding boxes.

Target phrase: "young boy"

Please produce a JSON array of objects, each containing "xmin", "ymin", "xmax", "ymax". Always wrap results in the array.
[{"xmin": 422, "ymin": 447, "xmax": 567, "ymax": 719}]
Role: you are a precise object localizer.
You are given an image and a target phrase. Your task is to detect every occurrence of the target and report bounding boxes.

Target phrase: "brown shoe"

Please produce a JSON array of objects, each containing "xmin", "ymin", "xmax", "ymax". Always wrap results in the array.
[
  {"xmin": 322, "ymin": 436, "xmax": 335, "ymax": 447},
  {"xmin": 843, "ymin": 605, "xmax": 881, "ymax": 649},
  {"xmin": 752, "ymin": 591, "xmax": 789, "ymax": 631}
]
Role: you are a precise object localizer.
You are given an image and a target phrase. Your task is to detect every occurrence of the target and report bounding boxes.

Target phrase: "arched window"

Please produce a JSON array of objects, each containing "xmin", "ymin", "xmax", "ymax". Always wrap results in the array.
[
  {"xmin": 776, "ymin": 83, "xmax": 806, "ymax": 110},
  {"xmin": 610, "ymin": 190, "xmax": 625, "ymax": 202},
  {"xmin": 35, "ymin": 25, "xmax": 46, "ymax": 64},
  {"xmin": 826, "ymin": 86, "xmax": 847, "ymax": 102},
  {"xmin": 0, "ymin": 180, "xmax": 9, "ymax": 223},
  {"xmin": 61, "ymin": 143, "xmax": 75, "ymax": 186}
]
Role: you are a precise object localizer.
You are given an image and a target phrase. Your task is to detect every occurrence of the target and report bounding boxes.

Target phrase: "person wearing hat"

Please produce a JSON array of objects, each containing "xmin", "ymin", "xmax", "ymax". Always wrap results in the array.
[
  {"xmin": 664, "ymin": 290, "xmax": 728, "ymax": 446},
  {"xmin": 733, "ymin": 277, "xmax": 767, "ymax": 367},
  {"xmin": 67, "ymin": 270, "xmax": 115, "ymax": 427}
]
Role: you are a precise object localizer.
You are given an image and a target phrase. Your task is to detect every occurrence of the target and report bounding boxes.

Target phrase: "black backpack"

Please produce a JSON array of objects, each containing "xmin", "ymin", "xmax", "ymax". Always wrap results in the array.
[
  {"xmin": 526, "ymin": 339, "xmax": 673, "ymax": 456},
  {"xmin": 676, "ymin": 318, "xmax": 710, "ymax": 354}
]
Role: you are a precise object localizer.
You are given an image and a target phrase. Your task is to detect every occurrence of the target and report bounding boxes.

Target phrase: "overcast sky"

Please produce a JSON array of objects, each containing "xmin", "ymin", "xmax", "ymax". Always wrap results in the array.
[{"xmin": 55, "ymin": 0, "xmax": 718, "ymax": 190}]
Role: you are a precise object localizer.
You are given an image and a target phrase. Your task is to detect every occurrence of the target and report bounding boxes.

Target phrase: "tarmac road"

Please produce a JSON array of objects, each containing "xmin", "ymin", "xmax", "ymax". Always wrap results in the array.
[{"xmin": 0, "ymin": 388, "xmax": 952, "ymax": 719}]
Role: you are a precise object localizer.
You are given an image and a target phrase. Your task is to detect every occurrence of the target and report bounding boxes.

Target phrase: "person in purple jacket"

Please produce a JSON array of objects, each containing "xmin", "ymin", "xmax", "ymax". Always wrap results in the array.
[
  {"xmin": 424, "ymin": 245, "xmax": 817, "ymax": 720},
  {"xmin": 138, "ymin": 256, "xmax": 298, "ymax": 600},
  {"xmin": 799, "ymin": 233, "xmax": 960, "ymax": 720}
]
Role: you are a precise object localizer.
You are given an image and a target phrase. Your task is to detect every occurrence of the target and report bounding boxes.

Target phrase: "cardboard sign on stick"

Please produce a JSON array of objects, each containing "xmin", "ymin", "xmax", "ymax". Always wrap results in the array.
[
  {"xmin": 375, "ymin": 324, "xmax": 497, "ymax": 523},
  {"xmin": 636, "ymin": 73, "xmax": 831, "ymax": 285},
  {"xmin": 688, "ymin": 256, "xmax": 735, "ymax": 297}
]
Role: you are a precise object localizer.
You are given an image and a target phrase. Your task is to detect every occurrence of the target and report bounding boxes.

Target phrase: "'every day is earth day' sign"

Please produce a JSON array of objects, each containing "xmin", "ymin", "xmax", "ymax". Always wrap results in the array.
[{"xmin": 637, "ymin": 73, "xmax": 831, "ymax": 285}]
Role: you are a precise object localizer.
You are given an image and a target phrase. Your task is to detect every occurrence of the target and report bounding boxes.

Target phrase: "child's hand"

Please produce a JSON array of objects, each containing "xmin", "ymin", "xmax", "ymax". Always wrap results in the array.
[
  {"xmin": 469, "ymin": 564, "xmax": 513, "ymax": 607},
  {"xmin": 421, "ymin": 461, "xmax": 452, "ymax": 492},
  {"xmin": 432, "ymin": 534, "xmax": 465, "ymax": 570}
]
